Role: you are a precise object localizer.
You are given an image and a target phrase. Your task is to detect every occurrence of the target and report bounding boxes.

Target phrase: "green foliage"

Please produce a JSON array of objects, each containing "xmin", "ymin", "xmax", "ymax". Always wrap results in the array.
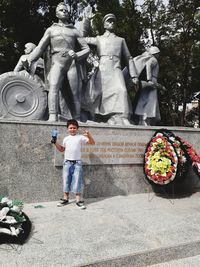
[
  {"xmin": 0, "ymin": 0, "xmax": 48, "ymax": 73},
  {"xmin": 12, "ymin": 198, "xmax": 24, "ymax": 207},
  {"xmin": 140, "ymin": 0, "xmax": 168, "ymax": 46},
  {"xmin": 185, "ymin": 106, "xmax": 199, "ymax": 127},
  {"xmin": 139, "ymin": 0, "xmax": 200, "ymax": 126},
  {"xmin": 161, "ymin": 0, "xmax": 200, "ymax": 125},
  {"xmin": 120, "ymin": 0, "xmax": 143, "ymax": 56},
  {"xmin": 8, "ymin": 210, "xmax": 25, "ymax": 222}
]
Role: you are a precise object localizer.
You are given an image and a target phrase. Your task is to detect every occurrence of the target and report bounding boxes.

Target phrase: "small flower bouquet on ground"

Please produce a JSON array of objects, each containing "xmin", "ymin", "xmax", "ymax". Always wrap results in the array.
[{"xmin": 0, "ymin": 196, "xmax": 31, "ymax": 244}]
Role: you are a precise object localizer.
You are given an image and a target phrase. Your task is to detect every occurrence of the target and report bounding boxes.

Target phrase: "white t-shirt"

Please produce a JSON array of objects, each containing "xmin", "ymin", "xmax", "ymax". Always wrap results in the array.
[{"xmin": 62, "ymin": 134, "xmax": 88, "ymax": 160}]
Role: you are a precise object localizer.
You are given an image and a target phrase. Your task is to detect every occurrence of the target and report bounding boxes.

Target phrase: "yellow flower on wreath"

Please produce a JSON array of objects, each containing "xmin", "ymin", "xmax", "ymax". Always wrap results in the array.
[{"xmin": 148, "ymin": 151, "xmax": 172, "ymax": 175}]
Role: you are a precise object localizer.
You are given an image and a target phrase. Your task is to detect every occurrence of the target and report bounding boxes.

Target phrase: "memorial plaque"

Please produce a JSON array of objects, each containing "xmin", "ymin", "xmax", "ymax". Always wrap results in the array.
[{"xmin": 54, "ymin": 127, "xmax": 150, "ymax": 166}]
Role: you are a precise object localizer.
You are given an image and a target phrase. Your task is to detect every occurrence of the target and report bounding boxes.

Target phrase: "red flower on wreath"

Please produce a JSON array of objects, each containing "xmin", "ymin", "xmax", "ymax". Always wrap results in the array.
[{"xmin": 178, "ymin": 137, "xmax": 200, "ymax": 176}]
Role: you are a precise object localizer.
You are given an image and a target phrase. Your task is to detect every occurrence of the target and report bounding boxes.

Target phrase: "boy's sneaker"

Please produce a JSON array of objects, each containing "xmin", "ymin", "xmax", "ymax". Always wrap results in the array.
[
  {"xmin": 76, "ymin": 201, "xmax": 86, "ymax": 210},
  {"xmin": 57, "ymin": 199, "xmax": 69, "ymax": 207}
]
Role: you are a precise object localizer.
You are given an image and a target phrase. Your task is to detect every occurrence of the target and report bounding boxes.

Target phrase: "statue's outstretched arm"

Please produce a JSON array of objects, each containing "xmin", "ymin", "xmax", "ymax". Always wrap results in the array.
[
  {"xmin": 78, "ymin": 4, "xmax": 95, "ymax": 37},
  {"xmin": 76, "ymin": 36, "xmax": 90, "ymax": 61},
  {"xmin": 85, "ymin": 37, "xmax": 97, "ymax": 46}
]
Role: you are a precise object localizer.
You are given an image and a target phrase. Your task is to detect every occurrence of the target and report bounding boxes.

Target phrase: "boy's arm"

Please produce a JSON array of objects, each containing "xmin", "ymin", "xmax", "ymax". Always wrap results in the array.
[
  {"xmin": 83, "ymin": 130, "xmax": 95, "ymax": 145},
  {"xmin": 54, "ymin": 142, "xmax": 65, "ymax": 152}
]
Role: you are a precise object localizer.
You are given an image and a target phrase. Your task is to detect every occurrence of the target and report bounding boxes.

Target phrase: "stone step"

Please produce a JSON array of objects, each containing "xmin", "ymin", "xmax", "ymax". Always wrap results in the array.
[
  {"xmin": 77, "ymin": 240, "xmax": 200, "ymax": 267},
  {"xmin": 149, "ymin": 254, "xmax": 200, "ymax": 267}
]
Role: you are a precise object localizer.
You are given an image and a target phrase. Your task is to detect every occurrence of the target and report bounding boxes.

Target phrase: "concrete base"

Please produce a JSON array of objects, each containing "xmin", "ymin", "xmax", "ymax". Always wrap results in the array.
[
  {"xmin": 1, "ymin": 193, "xmax": 200, "ymax": 266},
  {"xmin": 0, "ymin": 120, "xmax": 200, "ymax": 203}
]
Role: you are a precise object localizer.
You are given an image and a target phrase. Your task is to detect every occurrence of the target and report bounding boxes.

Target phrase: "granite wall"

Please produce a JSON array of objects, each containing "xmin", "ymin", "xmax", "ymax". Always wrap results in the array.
[{"xmin": 0, "ymin": 120, "xmax": 199, "ymax": 203}]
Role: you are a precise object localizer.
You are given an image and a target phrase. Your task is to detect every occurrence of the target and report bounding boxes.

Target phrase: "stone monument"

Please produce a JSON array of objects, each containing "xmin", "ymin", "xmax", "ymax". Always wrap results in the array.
[
  {"xmin": 0, "ymin": 2, "xmax": 200, "ymax": 204},
  {"xmin": 82, "ymin": 13, "xmax": 139, "ymax": 126},
  {"xmin": 0, "ymin": 40, "xmax": 47, "ymax": 121},
  {"xmin": 27, "ymin": 2, "xmax": 90, "ymax": 122},
  {"xmin": 133, "ymin": 46, "xmax": 161, "ymax": 126},
  {"xmin": 0, "ymin": 3, "xmax": 163, "ymax": 126}
]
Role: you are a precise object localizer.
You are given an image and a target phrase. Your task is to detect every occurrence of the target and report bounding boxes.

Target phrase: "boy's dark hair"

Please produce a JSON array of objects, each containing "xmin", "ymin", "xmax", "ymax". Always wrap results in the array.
[{"xmin": 67, "ymin": 119, "xmax": 79, "ymax": 129}]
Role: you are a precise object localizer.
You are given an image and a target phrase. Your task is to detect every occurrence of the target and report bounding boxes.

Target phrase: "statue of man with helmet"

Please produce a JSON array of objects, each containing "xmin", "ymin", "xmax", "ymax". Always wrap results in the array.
[{"xmin": 132, "ymin": 46, "xmax": 162, "ymax": 126}]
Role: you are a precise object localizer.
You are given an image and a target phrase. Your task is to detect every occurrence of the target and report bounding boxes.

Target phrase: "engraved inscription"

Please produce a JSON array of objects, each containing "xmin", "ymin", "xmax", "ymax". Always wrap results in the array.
[{"xmin": 54, "ymin": 128, "xmax": 151, "ymax": 166}]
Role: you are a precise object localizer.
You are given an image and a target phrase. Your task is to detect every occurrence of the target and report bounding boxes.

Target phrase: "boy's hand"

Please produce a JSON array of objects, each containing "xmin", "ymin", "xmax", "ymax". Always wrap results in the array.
[
  {"xmin": 83, "ymin": 130, "xmax": 90, "ymax": 137},
  {"xmin": 83, "ymin": 130, "xmax": 95, "ymax": 145},
  {"xmin": 51, "ymin": 136, "xmax": 57, "ymax": 144}
]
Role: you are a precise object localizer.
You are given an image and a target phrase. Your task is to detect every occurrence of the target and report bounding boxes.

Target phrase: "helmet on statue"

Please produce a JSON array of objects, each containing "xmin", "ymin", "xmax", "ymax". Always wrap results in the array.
[{"xmin": 149, "ymin": 46, "xmax": 160, "ymax": 55}]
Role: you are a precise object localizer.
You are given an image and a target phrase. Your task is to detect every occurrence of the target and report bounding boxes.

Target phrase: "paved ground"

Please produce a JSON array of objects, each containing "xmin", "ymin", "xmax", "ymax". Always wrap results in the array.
[{"xmin": 1, "ymin": 192, "xmax": 200, "ymax": 267}]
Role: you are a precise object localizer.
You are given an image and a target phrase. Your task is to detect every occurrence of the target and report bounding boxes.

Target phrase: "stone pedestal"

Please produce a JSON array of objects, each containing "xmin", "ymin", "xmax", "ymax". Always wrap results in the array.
[{"xmin": 0, "ymin": 120, "xmax": 199, "ymax": 202}]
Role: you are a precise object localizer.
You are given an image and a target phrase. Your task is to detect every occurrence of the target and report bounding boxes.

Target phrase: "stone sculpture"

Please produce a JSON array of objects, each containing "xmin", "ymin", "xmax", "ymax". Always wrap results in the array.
[
  {"xmin": 133, "ymin": 46, "xmax": 161, "ymax": 125},
  {"xmin": 0, "ymin": 3, "xmax": 164, "ymax": 126},
  {"xmin": 27, "ymin": 2, "xmax": 90, "ymax": 122},
  {"xmin": 83, "ymin": 13, "xmax": 139, "ymax": 126},
  {"xmin": 14, "ymin": 43, "xmax": 44, "ymax": 77},
  {"xmin": 0, "ymin": 42, "xmax": 47, "ymax": 121}
]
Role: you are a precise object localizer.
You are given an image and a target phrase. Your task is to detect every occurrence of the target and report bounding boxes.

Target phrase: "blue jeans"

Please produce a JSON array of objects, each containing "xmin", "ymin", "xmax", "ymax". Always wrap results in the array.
[{"xmin": 63, "ymin": 160, "xmax": 83, "ymax": 193}]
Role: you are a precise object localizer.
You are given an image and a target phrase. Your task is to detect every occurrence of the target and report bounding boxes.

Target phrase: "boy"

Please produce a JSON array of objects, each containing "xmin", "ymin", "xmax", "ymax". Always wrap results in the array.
[{"xmin": 52, "ymin": 119, "xmax": 95, "ymax": 209}]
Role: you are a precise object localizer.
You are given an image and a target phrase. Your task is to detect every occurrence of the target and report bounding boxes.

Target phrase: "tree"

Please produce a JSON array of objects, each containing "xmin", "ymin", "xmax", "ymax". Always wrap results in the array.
[
  {"xmin": 140, "ymin": 0, "xmax": 168, "ymax": 47},
  {"xmin": 139, "ymin": 0, "xmax": 200, "ymax": 126},
  {"xmin": 120, "ymin": 0, "xmax": 143, "ymax": 56},
  {"xmin": 163, "ymin": 0, "xmax": 200, "ymax": 125},
  {"xmin": 0, "ymin": 0, "xmax": 50, "ymax": 73}
]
